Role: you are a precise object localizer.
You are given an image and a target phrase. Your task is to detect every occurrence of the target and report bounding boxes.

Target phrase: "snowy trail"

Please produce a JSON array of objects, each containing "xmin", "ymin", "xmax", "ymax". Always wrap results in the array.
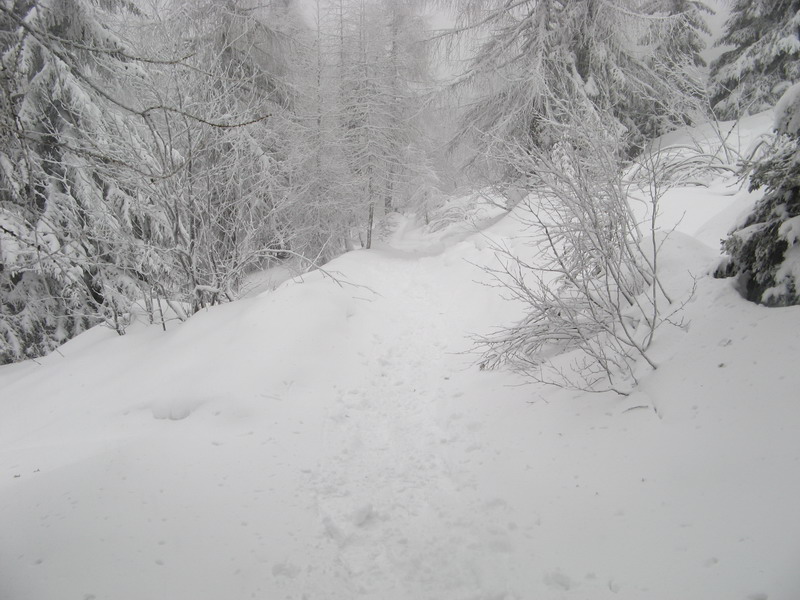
[
  {"xmin": 303, "ymin": 254, "xmax": 475, "ymax": 597},
  {"xmin": 2, "ymin": 166, "xmax": 800, "ymax": 600},
  {"xmin": 0, "ymin": 234, "xmax": 529, "ymax": 600},
  {"xmin": 294, "ymin": 246, "xmax": 585, "ymax": 599}
]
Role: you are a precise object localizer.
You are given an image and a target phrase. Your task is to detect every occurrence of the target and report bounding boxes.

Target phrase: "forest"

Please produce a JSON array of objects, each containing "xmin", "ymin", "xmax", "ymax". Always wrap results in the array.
[
  {"xmin": 2, "ymin": 0, "xmax": 798, "ymax": 370},
  {"xmin": 2, "ymin": 2, "xmax": 800, "ymax": 599}
]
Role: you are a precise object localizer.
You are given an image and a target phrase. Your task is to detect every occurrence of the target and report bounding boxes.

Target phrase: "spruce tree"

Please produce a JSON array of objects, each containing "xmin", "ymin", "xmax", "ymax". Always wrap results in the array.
[
  {"xmin": 643, "ymin": 0, "xmax": 713, "ymax": 116},
  {"xmin": 0, "ymin": 0, "xmax": 298, "ymax": 362},
  {"xmin": 645, "ymin": 0, "xmax": 713, "ymax": 69},
  {"xmin": 0, "ymin": 0, "xmax": 150, "ymax": 363},
  {"xmin": 709, "ymin": 0, "xmax": 800, "ymax": 120},
  {"xmin": 717, "ymin": 83, "xmax": 800, "ymax": 306},
  {"xmin": 444, "ymin": 0, "xmax": 710, "ymax": 172}
]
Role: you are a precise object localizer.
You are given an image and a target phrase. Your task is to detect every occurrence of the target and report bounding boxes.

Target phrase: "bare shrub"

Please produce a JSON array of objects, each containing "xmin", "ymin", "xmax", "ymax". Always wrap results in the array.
[{"xmin": 478, "ymin": 107, "xmax": 682, "ymax": 395}]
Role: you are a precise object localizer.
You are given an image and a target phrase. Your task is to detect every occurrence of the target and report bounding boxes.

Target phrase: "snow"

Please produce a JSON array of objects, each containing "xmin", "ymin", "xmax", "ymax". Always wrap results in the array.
[
  {"xmin": 2, "ymin": 113, "xmax": 800, "ymax": 600},
  {"xmin": 239, "ymin": 262, "xmax": 299, "ymax": 298},
  {"xmin": 773, "ymin": 82, "xmax": 800, "ymax": 136}
]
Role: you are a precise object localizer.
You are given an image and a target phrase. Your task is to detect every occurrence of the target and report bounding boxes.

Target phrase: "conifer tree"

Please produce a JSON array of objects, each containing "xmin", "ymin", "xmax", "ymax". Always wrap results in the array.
[
  {"xmin": 0, "ymin": 0, "xmax": 150, "ymax": 363},
  {"xmin": 280, "ymin": 0, "xmax": 361, "ymax": 262},
  {"xmin": 709, "ymin": 0, "xmax": 800, "ymax": 119},
  {"xmin": 441, "ymin": 0, "xmax": 708, "ymax": 391},
  {"xmin": 443, "ymin": 0, "xmax": 709, "ymax": 174},
  {"xmin": 642, "ymin": 0, "xmax": 713, "ymax": 135},
  {"xmin": 0, "ymin": 0, "xmax": 300, "ymax": 362},
  {"xmin": 314, "ymin": 0, "xmax": 435, "ymax": 249},
  {"xmin": 717, "ymin": 84, "xmax": 800, "ymax": 306}
]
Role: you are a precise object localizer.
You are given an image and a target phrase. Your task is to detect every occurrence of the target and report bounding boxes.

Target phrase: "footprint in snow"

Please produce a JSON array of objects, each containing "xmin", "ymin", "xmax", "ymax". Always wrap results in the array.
[{"xmin": 543, "ymin": 569, "xmax": 573, "ymax": 591}]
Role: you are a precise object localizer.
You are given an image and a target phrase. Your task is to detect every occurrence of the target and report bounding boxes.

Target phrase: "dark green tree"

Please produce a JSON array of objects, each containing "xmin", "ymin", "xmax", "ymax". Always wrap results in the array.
[
  {"xmin": 709, "ymin": 0, "xmax": 800, "ymax": 119},
  {"xmin": 717, "ymin": 84, "xmax": 800, "ymax": 306}
]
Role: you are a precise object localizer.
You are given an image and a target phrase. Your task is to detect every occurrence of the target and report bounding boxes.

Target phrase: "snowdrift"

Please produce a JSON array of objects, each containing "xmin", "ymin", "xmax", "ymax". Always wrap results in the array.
[{"xmin": 1, "ymin": 113, "xmax": 798, "ymax": 600}]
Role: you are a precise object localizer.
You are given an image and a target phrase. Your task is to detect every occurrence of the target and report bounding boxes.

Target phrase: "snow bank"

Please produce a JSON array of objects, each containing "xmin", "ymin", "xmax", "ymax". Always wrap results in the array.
[
  {"xmin": 1, "ymin": 115, "xmax": 798, "ymax": 600},
  {"xmin": 774, "ymin": 82, "xmax": 800, "ymax": 136}
]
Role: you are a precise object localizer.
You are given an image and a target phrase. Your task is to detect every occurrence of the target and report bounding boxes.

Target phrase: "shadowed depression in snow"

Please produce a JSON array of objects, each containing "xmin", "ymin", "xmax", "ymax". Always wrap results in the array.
[{"xmin": 1, "ymin": 1, "xmax": 799, "ymax": 599}]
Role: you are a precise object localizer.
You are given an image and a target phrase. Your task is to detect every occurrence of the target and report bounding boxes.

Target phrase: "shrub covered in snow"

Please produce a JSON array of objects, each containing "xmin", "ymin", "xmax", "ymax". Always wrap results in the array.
[{"xmin": 717, "ymin": 84, "xmax": 800, "ymax": 306}]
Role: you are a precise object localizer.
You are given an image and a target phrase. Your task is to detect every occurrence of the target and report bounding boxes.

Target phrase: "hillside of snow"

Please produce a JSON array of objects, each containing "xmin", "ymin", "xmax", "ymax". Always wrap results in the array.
[{"xmin": 1, "ymin": 113, "xmax": 798, "ymax": 600}]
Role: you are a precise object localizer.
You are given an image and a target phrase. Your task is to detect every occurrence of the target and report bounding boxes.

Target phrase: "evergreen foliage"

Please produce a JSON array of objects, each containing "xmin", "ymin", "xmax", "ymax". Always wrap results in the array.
[
  {"xmin": 443, "ymin": 0, "xmax": 710, "ymax": 175},
  {"xmin": 0, "ymin": 0, "xmax": 442, "ymax": 364},
  {"xmin": 0, "ymin": 0, "xmax": 148, "ymax": 363},
  {"xmin": 328, "ymin": 0, "xmax": 435, "ymax": 248},
  {"xmin": 717, "ymin": 84, "xmax": 800, "ymax": 306},
  {"xmin": 709, "ymin": 0, "xmax": 800, "ymax": 120},
  {"xmin": 0, "ymin": 0, "xmax": 299, "ymax": 363},
  {"xmin": 0, "ymin": 0, "xmax": 738, "ymax": 368},
  {"xmin": 644, "ymin": 0, "xmax": 712, "ymax": 68},
  {"xmin": 642, "ymin": 0, "xmax": 712, "ymax": 127}
]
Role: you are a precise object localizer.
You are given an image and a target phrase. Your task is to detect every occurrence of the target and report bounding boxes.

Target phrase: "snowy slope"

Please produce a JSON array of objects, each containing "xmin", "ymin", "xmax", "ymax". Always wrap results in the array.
[{"xmin": 1, "ymin": 113, "xmax": 799, "ymax": 600}]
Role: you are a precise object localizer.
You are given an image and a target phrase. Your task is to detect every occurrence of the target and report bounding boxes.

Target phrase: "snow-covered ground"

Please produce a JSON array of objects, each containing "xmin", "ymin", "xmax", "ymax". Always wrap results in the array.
[{"xmin": 1, "ymin": 114, "xmax": 798, "ymax": 600}]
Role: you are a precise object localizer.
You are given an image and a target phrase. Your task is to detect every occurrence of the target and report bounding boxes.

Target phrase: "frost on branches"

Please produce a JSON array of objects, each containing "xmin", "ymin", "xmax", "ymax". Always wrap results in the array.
[
  {"xmin": 709, "ymin": 0, "xmax": 800, "ymax": 120},
  {"xmin": 442, "ymin": 0, "xmax": 711, "ymax": 181},
  {"xmin": 443, "ymin": 0, "xmax": 707, "ymax": 392},
  {"xmin": 0, "ymin": 0, "xmax": 300, "ymax": 364},
  {"xmin": 0, "ymin": 0, "xmax": 147, "ymax": 363},
  {"xmin": 476, "ymin": 103, "xmax": 679, "ymax": 395},
  {"xmin": 717, "ymin": 83, "xmax": 800, "ymax": 306}
]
